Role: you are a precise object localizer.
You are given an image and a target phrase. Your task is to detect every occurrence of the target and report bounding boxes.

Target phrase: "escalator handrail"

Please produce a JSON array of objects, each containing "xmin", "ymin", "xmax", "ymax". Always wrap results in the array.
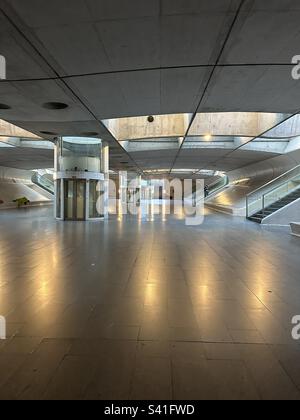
[
  {"xmin": 31, "ymin": 173, "xmax": 54, "ymax": 195},
  {"xmin": 261, "ymin": 173, "xmax": 300, "ymax": 200},
  {"xmin": 246, "ymin": 164, "xmax": 300, "ymax": 199}
]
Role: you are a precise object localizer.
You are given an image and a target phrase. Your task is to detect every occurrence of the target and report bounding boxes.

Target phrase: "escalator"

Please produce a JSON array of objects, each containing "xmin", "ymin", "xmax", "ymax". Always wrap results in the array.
[
  {"xmin": 31, "ymin": 172, "xmax": 54, "ymax": 196},
  {"xmin": 246, "ymin": 165, "xmax": 300, "ymax": 224},
  {"xmin": 207, "ymin": 175, "xmax": 229, "ymax": 197},
  {"xmin": 191, "ymin": 174, "xmax": 229, "ymax": 205}
]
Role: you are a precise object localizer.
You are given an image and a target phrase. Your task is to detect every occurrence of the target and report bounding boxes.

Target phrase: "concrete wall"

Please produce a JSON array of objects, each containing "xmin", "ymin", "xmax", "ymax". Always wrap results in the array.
[
  {"xmin": 104, "ymin": 112, "xmax": 288, "ymax": 141},
  {"xmin": 0, "ymin": 120, "xmax": 40, "ymax": 139},
  {"xmin": 0, "ymin": 182, "xmax": 50, "ymax": 208},
  {"xmin": 0, "ymin": 166, "xmax": 52, "ymax": 209},
  {"xmin": 104, "ymin": 114, "xmax": 191, "ymax": 141},
  {"xmin": 228, "ymin": 149, "xmax": 300, "ymax": 185},
  {"xmin": 189, "ymin": 112, "xmax": 285, "ymax": 137},
  {"xmin": 206, "ymin": 149, "xmax": 300, "ymax": 216},
  {"xmin": 0, "ymin": 166, "xmax": 33, "ymax": 183}
]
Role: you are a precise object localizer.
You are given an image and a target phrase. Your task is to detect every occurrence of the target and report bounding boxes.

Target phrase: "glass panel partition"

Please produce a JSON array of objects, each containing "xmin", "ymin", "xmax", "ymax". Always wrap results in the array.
[
  {"xmin": 89, "ymin": 180, "xmax": 103, "ymax": 218},
  {"xmin": 246, "ymin": 165, "xmax": 300, "ymax": 217},
  {"xmin": 57, "ymin": 137, "xmax": 102, "ymax": 173}
]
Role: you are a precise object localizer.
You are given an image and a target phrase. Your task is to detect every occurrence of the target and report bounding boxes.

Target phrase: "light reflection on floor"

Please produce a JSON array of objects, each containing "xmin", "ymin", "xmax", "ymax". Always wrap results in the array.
[
  {"xmin": 110, "ymin": 199, "xmax": 209, "ymax": 223},
  {"xmin": 0, "ymin": 205, "xmax": 300, "ymax": 400}
]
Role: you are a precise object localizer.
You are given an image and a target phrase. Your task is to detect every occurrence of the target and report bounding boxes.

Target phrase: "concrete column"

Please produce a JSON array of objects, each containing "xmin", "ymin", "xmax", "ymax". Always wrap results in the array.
[
  {"xmin": 102, "ymin": 142, "xmax": 110, "ymax": 218},
  {"xmin": 119, "ymin": 171, "xmax": 127, "ymax": 205}
]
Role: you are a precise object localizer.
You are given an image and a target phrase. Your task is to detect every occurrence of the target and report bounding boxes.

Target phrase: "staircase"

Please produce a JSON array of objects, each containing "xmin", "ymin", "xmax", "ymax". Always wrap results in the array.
[
  {"xmin": 248, "ymin": 187, "xmax": 300, "ymax": 223},
  {"xmin": 246, "ymin": 165, "xmax": 300, "ymax": 224}
]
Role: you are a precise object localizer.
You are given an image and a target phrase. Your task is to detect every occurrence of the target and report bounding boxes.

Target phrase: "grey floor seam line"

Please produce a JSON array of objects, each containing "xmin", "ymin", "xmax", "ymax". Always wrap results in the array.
[{"xmin": 1, "ymin": 207, "xmax": 300, "ymax": 400}]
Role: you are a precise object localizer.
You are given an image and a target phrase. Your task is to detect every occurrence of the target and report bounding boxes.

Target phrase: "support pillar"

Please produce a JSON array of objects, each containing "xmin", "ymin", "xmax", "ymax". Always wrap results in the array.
[{"xmin": 102, "ymin": 142, "xmax": 110, "ymax": 219}]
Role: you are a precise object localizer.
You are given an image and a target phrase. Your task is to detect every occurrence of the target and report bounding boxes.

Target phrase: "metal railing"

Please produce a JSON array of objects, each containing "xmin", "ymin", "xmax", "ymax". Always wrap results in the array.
[
  {"xmin": 191, "ymin": 174, "xmax": 229, "ymax": 206},
  {"xmin": 31, "ymin": 172, "xmax": 54, "ymax": 195},
  {"xmin": 208, "ymin": 175, "xmax": 229, "ymax": 196},
  {"xmin": 246, "ymin": 165, "xmax": 300, "ymax": 218}
]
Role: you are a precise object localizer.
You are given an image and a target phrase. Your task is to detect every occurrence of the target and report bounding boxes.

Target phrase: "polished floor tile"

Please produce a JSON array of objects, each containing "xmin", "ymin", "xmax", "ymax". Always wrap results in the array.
[{"xmin": 0, "ymin": 206, "xmax": 300, "ymax": 399}]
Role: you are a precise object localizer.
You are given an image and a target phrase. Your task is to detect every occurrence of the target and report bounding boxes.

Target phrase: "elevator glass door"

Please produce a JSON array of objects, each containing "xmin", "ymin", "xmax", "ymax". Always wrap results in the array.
[{"xmin": 64, "ymin": 180, "xmax": 86, "ymax": 221}]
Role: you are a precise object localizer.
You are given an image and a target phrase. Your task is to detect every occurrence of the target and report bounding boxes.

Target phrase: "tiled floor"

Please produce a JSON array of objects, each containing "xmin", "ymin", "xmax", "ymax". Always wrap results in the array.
[{"xmin": 0, "ymin": 206, "xmax": 300, "ymax": 400}]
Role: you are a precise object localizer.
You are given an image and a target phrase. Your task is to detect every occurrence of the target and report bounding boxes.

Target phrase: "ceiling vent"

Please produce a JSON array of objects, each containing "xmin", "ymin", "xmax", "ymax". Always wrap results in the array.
[
  {"xmin": 43, "ymin": 102, "xmax": 69, "ymax": 110},
  {"xmin": 80, "ymin": 132, "xmax": 99, "ymax": 137},
  {"xmin": 0, "ymin": 103, "xmax": 11, "ymax": 110}
]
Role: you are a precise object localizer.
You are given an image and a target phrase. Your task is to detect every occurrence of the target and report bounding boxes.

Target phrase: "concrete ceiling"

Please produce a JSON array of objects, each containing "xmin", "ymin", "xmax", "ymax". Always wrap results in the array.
[
  {"xmin": 0, "ymin": 146, "xmax": 53, "ymax": 169},
  {"xmin": 0, "ymin": 0, "xmax": 300, "ymax": 173}
]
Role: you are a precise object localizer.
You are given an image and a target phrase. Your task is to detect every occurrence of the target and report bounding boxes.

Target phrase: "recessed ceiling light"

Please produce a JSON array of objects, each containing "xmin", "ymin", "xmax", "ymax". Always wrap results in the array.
[
  {"xmin": 81, "ymin": 132, "xmax": 99, "ymax": 137},
  {"xmin": 43, "ymin": 102, "xmax": 69, "ymax": 110},
  {"xmin": 40, "ymin": 130, "xmax": 57, "ymax": 135},
  {"xmin": 0, "ymin": 103, "xmax": 11, "ymax": 110}
]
